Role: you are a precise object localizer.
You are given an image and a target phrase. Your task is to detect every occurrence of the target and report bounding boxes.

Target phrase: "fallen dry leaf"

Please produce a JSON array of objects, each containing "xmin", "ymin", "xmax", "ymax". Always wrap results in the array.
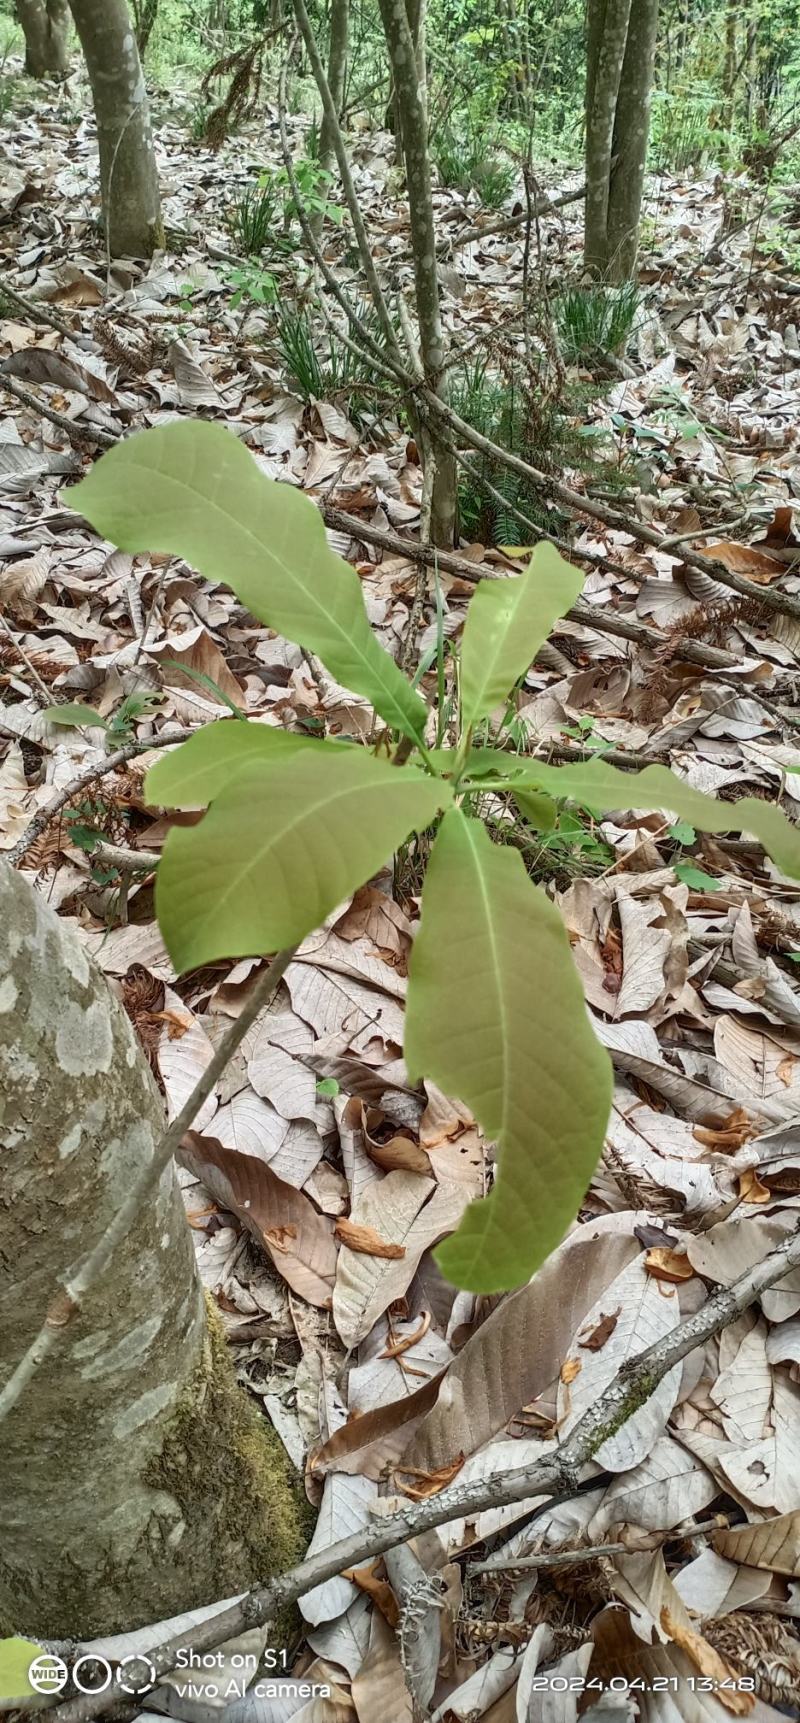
[{"xmin": 334, "ymin": 1218, "xmax": 406, "ymax": 1259}]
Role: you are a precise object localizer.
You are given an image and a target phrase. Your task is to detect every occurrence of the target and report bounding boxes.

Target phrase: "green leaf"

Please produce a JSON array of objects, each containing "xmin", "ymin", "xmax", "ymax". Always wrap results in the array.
[
  {"xmin": 316, "ymin": 1076, "xmax": 340, "ymax": 1096},
  {"xmin": 69, "ymin": 422, "xmax": 427, "ymax": 743},
  {"xmin": 43, "ymin": 703, "xmax": 108, "ymax": 729},
  {"xmin": 157, "ymin": 745, "xmax": 449, "ymax": 971},
  {"xmin": 510, "ymin": 788, "xmax": 556, "ymax": 830},
  {"xmin": 505, "ymin": 757, "xmax": 800, "ymax": 880},
  {"xmin": 668, "ymin": 820, "xmax": 695, "ymax": 845},
  {"xmin": 0, "ymin": 1638, "xmax": 42, "ymax": 1701},
  {"xmin": 459, "ymin": 543, "xmax": 583, "ymax": 728},
  {"xmin": 145, "ymin": 719, "xmax": 342, "ymax": 809},
  {"xmin": 404, "ymin": 808, "xmax": 612, "ymax": 1293},
  {"xmin": 674, "ymin": 862, "xmax": 721, "ymax": 891}
]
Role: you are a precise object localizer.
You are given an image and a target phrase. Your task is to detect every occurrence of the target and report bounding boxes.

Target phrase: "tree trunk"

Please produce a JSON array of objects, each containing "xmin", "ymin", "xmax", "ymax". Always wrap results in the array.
[
  {"xmin": 16, "ymin": 0, "xmax": 71, "ymax": 78},
  {"xmin": 67, "ymin": 0, "xmax": 163, "ymax": 258},
  {"xmin": 722, "ymin": 0, "xmax": 737, "ymax": 131},
  {"xmin": 132, "ymin": 0, "xmax": 159, "ymax": 56},
  {"xmin": 318, "ymin": 0, "xmax": 349, "ymax": 168},
  {"xmin": 584, "ymin": 0, "xmax": 632, "ymax": 274},
  {"xmin": 377, "ymin": 0, "xmax": 457, "ymax": 548},
  {"xmin": 606, "ymin": 0, "xmax": 659, "ymax": 280},
  {"xmin": 313, "ymin": 0, "xmax": 349, "ymax": 238},
  {"xmin": 0, "ymin": 865, "xmax": 305, "ymax": 1638}
]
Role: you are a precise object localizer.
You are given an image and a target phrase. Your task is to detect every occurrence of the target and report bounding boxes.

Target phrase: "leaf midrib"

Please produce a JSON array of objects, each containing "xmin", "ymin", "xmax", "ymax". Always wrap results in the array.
[{"xmin": 117, "ymin": 454, "xmax": 422, "ymax": 730}]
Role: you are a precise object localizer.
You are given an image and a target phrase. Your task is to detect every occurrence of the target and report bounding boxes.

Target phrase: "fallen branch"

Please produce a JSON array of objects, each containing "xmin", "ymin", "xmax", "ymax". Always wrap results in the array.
[
  {"xmin": 52, "ymin": 1217, "xmax": 800, "ymax": 1723},
  {"xmin": 6, "ymin": 730, "xmax": 194, "ymax": 867},
  {"xmin": 323, "ymin": 505, "xmax": 778, "ymax": 674},
  {"xmin": 0, "ymin": 376, "xmax": 118, "ymax": 449},
  {"xmin": 440, "ymin": 181, "xmax": 587, "ymax": 253}
]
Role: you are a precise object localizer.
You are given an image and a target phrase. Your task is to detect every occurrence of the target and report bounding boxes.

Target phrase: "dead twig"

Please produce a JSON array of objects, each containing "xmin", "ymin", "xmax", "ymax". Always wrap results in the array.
[{"xmin": 6, "ymin": 730, "xmax": 194, "ymax": 867}]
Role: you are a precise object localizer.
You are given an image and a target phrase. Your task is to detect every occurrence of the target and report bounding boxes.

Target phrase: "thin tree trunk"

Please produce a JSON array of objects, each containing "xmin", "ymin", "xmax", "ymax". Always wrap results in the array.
[
  {"xmin": 722, "ymin": 0, "xmax": 737, "ymax": 131},
  {"xmin": 16, "ymin": 0, "xmax": 70, "ymax": 77},
  {"xmin": 377, "ymin": 0, "xmax": 457, "ymax": 547},
  {"xmin": 67, "ymin": 0, "xmax": 163, "ymax": 258},
  {"xmin": 0, "ymin": 865, "xmax": 305, "ymax": 1637},
  {"xmin": 606, "ymin": 0, "xmax": 659, "ymax": 280},
  {"xmin": 313, "ymin": 0, "xmax": 349, "ymax": 235},
  {"xmin": 132, "ymin": 0, "xmax": 159, "ymax": 55},
  {"xmin": 584, "ymin": 0, "xmax": 633, "ymax": 275}
]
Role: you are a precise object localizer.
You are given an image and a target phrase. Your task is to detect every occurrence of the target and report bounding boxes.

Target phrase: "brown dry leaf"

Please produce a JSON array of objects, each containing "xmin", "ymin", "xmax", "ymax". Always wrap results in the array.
[
  {"xmin": 661, "ymin": 1609, "xmax": 755, "ymax": 1715},
  {"xmin": 404, "ymin": 1227, "xmax": 641, "ymax": 1471},
  {"xmin": 351, "ymin": 1613, "xmax": 412, "ymax": 1723},
  {"xmin": 364, "ymin": 1132, "xmax": 431, "ymax": 1176},
  {"xmin": 0, "ymin": 346, "xmax": 117, "ymax": 403},
  {"xmin": 561, "ymin": 1356, "xmax": 582, "ymax": 1383},
  {"xmin": 332, "ymin": 1170, "xmax": 468, "ymax": 1348},
  {"xmin": 703, "ymin": 541, "xmax": 786, "ymax": 584},
  {"xmin": 334, "ymin": 1218, "xmax": 406, "ymax": 1259},
  {"xmin": 738, "ymin": 1167, "xmax": 771, "ymax": 1204},
  {"xmin": 167, "ymin": 336, "xmax": 222, "ymax": 409},
  {"xmin": 646, "ymin": 1247, "xmax": 696, "ymax": 1283},
  {"xmin": 713, "ymin": 1511, "xmax": 800, "ymax": 1576},
  {"xmin": 180, "ymin": 1130, "xmax": 336, "ymax": 1306},
  {"xmin": 1, "ymin": 548, "xmax": 50, "ymax": 617},
  {"xmin": 578, "ymin": 1308, "xmax": 622, "ymax": 1349},
  {"xmin": 395, "ymin": 1454, "xmax": 465, "ymax": 1498},
  {"xmin": 311, "ymin": 1368, "xmax": 446, "ymax": 1478},
  {"xmin": 341, "ymin": 1563, "xmax": 400, "ymax": 1627}
]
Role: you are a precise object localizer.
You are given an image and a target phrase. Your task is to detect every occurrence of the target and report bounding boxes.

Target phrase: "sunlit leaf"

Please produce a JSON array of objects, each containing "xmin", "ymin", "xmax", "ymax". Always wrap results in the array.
[
  {"xmin": 505, "ymin": 756, "xmax": 800, "ymax": 879},
  {"xmin": 42, "ymin": 703, "xmax": 108, "ymax": 729},
  {"xmin": 404, "ymin": 808, "xmax": 612, "ymax": 1292},
  {"xmin": 0, "ymin": 1639, "xmax": 41, "ymax": 1701},
  {"xmin": 69, "ymin": 422, "xmax": 427, "ymax": 741},
  {"xmin": 674, "ymin": 862, "xmax": 721, "ymax": 891},
  {"xmin": 157, "ymin": 746, "xmax": 449, "ymax": 971},
  {"xmin": 145, "ymin": 719, "xmax": 350, "ymax": 809},
  {"xmin": 460, "ymin": 543, "xmax": 583, "ymax": 727}
]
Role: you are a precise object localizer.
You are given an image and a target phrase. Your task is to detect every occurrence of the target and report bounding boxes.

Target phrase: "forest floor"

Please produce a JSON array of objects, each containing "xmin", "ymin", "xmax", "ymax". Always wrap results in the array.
[{"xmin": 4, "ymin": 57, "xmax": 800, "ymax": 1722}]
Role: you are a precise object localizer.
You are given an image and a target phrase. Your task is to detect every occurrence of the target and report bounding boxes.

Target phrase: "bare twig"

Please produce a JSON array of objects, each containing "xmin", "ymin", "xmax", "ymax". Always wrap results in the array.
[
  {"xmin": 6, "ymin": 730, "xmax": 194, "ymax": 867},
  {"xmin": 51, "ymin": 1218, "xmax": 800, "ymax": 1723},
  {"xmin": 440, "ymin": 182, "xmax": 587, "ymax": 253},
  {"xmin": 0, "ymin": 611, "xmax": 53, "ymax": 705},
  {"xmin": 0, "ymin": 944, "xmax": 297, "ymax": 1431},
  {"xmin": 468, "ymin": 1519, "xmax": 720, "ymax": 1575},
  {"xmin": 0, "ymin": 375, "xmax": 118, "ymax": 449}
]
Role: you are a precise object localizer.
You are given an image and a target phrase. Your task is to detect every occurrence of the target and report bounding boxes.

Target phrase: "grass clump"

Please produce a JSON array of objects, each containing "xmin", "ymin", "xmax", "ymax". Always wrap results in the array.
[
  {"xmin": 230, "ymin": 176, "xmax": 279, "ymax": 257},
  {"xmin": 554, "ymin": 283, "xmax": 640, "ymax": 366},
  {"xmin": 434, "ymin": 128, "xmax": 515, "ymax": 207}
]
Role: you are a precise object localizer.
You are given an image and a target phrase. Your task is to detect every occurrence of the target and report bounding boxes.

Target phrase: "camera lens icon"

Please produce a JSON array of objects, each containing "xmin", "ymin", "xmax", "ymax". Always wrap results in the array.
[{"xmin": 28, "ymin": 1655, "xmax": 69, "ymax": 1695}]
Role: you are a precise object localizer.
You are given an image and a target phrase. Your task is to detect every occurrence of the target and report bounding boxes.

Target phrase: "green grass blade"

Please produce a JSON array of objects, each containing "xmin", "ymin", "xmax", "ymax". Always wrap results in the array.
[{"xmin": 404, "ymin": 808, "xmax": 612, "ymax": 1292}]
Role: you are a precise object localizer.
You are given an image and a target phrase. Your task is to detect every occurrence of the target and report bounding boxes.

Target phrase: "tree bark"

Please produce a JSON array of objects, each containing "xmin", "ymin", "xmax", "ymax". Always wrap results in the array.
[
  {"xmin": 67, "ymin": 0, "xmax": 163, "ymax": 258},
  {"xmin": 606, "ymin": 0, "xmax": 659, "ymax": 280},
  {"xmin": 377, "ymin": 0, "xmax": 457, "ymax": 548},
  {"xmin": 0, "ymin": 865, "xmax": 305, "ymax": 1639},
  {"xmin": 16, "ymin": 0, "xmax": 71, "ymax": 78},
  {"xmin": 318, "ymin": 0, "xmax": 349, "ymax": 169},
  {"xmin": 132, "ymin": 0, "xmax": 159, "ymax": 56},
  {"xmin": 584, "ymin": 0, "xmax": 632, "ymax": 274},
  {"xmin": 722, "ymin": 0, "xmax": 737, "ymax": 131}
]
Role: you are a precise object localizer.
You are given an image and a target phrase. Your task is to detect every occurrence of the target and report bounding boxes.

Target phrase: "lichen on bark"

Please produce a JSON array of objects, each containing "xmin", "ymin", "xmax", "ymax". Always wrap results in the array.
[{"xmin": 0, "ymin": 864, "xmax": 307, "ymax": 1639}]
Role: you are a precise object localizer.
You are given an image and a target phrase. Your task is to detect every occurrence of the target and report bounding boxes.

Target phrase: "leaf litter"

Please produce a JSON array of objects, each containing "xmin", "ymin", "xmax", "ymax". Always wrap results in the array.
[{"xmin": 4, "ymin": 61, "xmax": 800, "ymax": 1722}]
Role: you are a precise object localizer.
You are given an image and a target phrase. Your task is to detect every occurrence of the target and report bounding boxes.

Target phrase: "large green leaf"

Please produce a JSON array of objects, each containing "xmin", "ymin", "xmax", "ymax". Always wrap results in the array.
[
  {"xmin": 404, "ymin": 808, "xmax": 612, "ymax": 1292},
  {"xmin": 459, "ymin": 544, "xmax": 583, "ymax": 728},
  {"xmin": 157, "ymin": 747, "xmax": 449, "ymax": 971},
  {"xmin": 0, "ymin": 1639, "xmax": 40, "ymax": 1701},
  {"xmin": 505, "ymin": 756, "xmax": 800, "ymax": 879},
  {"xmin": 69, "ymin": 422, "xmax": 427, "ymax": 743},
  {"xmin": 146, "ymin": 719, "xmax": 350, "ymax": 809}
]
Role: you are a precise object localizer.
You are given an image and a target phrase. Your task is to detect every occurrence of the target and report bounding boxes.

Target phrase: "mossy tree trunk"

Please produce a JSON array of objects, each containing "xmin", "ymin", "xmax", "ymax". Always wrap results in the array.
[
  {"xmin": 0, "ymin": 864, "xmax": 305, "ymax": 1639},
  {"xmin": 66, "ymin": 0, "xmax": 163, "ymax": 257},
  {"xmin": 585, "ymin": 0, "xmax": 659, "ymax": 280},
  {"xmin": 377, "ymin": 0, "xmax": 458, "ymax": 549},
  {"xmin": 16, "ymin": 0, "xmax": 71, "ymax": 78}
]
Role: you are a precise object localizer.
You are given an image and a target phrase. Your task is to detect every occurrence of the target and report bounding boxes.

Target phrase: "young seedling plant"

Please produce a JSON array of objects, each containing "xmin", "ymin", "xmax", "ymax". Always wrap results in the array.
[{"xmin": 70, "ymin": 423, "xmax": 800, "ymax": 1295}]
